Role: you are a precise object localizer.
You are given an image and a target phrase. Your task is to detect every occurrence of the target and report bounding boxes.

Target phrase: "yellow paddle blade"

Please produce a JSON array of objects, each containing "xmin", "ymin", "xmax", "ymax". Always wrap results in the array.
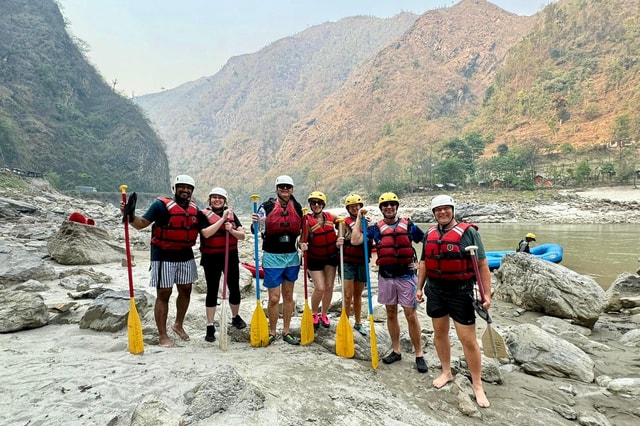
[
  {"xmin": 250, "ymin": 300, "xmax": 270, "ymax": 347},
  {"xmin": 127, "ymin": 298, "xmax": 144, "ymax": 355},
  {"xmin": 219, "ymin": 300, "xmax": 228, "ymax": 351},
  {"xmin": 369, "ymin": 314, "xmax": 378, "ymax": 369},
  {"xmin": 482, "ymin": 325, "xmax": 508, "ymax": 358},
  {"xmin": 336, "ymin": 309, "xmax": 355, "ymax": 358},
  {"xmin": 301, "ymin": 301, "xmax": 315, "ymax": 346}
]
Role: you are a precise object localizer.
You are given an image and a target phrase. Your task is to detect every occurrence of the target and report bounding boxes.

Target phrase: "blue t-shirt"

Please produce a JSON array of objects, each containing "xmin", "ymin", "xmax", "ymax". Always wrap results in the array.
[{"xmin": 366, "ymin": 218, "xmax": 424, "ymax": 277}]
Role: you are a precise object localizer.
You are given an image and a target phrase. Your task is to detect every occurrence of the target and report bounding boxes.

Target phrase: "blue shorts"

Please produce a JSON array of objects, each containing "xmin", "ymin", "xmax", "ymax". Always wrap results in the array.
[
  {"xmin": 262, "ymin": 252, "xmax": 300, "ymax": 288},
  {"xmin": 377, "ymin": 274, "xmax": 418, "ymax": 309}
]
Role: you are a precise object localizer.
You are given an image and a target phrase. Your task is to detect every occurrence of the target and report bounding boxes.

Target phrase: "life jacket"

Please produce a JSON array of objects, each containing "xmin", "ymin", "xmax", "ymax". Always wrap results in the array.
[
  {"xmin": 199, "ymin": 208, "xmax": 238, "ymax": 254},
  {"xmin": 264, "ymin": 199, "xmax": 302, "ymax": 237},
  {"xmin": 343, "ymin": 216, "xmax": 366, "ymax": 264},
  {"xmin": 306, "ymin": 212, "xmax": 337, "ymax": 259},
  {"xmin": 375, "ymin": 218, "xmax": 414, "ymax": 266},
  {"xmin": 423, "ymin": 223, "xmax": 477, "ymax": 281},
  {"xmin": 150, "ymin": 197, "xmax": 199, "ymax": 250}
]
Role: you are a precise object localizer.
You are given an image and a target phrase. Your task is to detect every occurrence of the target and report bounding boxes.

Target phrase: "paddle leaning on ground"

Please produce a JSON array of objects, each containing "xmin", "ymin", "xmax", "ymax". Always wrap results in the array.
[
  {"xmin": 300, "ymin": 207, "xmax": 314, "ymax": 345},
  {"xmin": 250, "ymin": 194, "xmax": 270, "ymax": 347},
  {"xmin": 119, "ymin": 185, "xmax": 144, "ymax": 355},
  {"xmin": 335, "ymin": 218, "xmax": 355, "ymax": 358},
  {"xmin": 465, "ymin": 245, "xmax": 508, "ymax": 359},
  {"xmin": 361, "ymin": 211, "xmax": 378, "ymax": 369}
]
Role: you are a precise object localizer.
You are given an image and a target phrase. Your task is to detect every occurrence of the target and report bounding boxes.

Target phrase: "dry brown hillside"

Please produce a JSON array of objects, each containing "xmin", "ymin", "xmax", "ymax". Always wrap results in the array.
[{"xmin": 274, "ymin": 0, "xmax": 535, "ymax": 194}]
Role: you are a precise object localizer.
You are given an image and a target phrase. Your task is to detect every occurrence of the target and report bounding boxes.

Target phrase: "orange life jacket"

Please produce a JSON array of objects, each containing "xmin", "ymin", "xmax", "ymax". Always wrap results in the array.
[
  {"xmin": 151, "ymin": 197, "xmax": 199, "ymax": 250},
  {"xmin": 306, "ymin": 212, "xmax": 337, "ymax": 259},
  {"xmin": 199, "ymin": 208, "xmax": 238, "ymax": 254},
  {"xmin": 423, "ymin": 223, "xmax": 477, "ymax": 281},
  {"xmin": 375, "ymin": 218, "xmax": 413, "ymax": 266}
]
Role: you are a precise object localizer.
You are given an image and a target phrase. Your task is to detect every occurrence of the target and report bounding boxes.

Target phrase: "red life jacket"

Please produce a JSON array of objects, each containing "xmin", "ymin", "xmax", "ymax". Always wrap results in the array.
[
  {"xmin": 306, "ymin": 212, "xmax": 337, "ymax": 259},
  {"xmin": 265, "ymin": 200, "xmax": 301, "ymax": 237},
  {"xmin": 151, "ymin": 197, "xmax": 199, "ymax": 250},
  {"xmin": 343, "ymin": 216, "xmax": 366, "ymax": 264},
  {"xmin": 375, "ymin": 218, "xmax": 414, "ymax": 266},
  {"xmin": 199, "ymin": 208, "xmax": 238, "ymax": 254},
  {"xmin": 423, "ymin": 223, "xmax": 477, "ymax": 281}
]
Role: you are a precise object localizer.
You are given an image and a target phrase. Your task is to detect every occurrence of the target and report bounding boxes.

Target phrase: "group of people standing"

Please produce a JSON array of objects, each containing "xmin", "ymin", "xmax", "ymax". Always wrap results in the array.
[{"xmin": 122, "ymin": 173, "xmax": 492, "ymax": 408}]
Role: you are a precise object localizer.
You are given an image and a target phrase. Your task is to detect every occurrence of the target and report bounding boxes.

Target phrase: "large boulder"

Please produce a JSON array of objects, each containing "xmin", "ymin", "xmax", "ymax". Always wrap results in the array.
[
  {"xmin": 494, "ymin": 253, "xmax": 607, "ymax": 329},
  {"xmin": 79, "ymin": 290, "xmax": 154, "ymax": 332},
  {"xmin": 0, "ymin": 245, "xmax": 56, "ymax": 284},
  {"xmin": 605, "ymin": 273, "xmax": 640, "ymax": 312},
  {"xmin": 47, "ymin": 220, "xmax": 124, "ymax": 265},
  {"xmin": 0, "ymin": 290, "xmax": 49, "ymax": 332}
]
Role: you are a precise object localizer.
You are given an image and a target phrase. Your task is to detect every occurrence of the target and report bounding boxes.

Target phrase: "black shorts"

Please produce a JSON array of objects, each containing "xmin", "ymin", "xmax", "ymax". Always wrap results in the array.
[
  {"xmin": 425, "ymin": 281, "xmax": 476, "ymax": 325},
  {"xmin": 307, "ymin": 255, "xmax": 339, "ymax": 271}
]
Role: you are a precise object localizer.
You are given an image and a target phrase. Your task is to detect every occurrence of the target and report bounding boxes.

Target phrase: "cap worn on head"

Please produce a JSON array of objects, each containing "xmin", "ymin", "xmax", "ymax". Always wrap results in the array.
[
  {"xmin": 275, "ymin": 175, "xmax": 294, "ymax": 188},
  {"xmin": 308, "ymin": 191, "xmax": 327, "ymax": 204},
  {"xmin": 173, "ymin": 174, "xmax": 195, "ymax": 190},
  {"xmin": 430, "ymin": 194, "xmax": 455, "ymax": 212},
  {"xmin": 526, "ymin": 232, "xmax": 536, "ymax": 240},
  {"xmin": 344, "ymin": 194, "xmax": 364, "ymax": 207},
  {"xmin": 208, "ymin": 187, "xmax": 228, "ymax": 200},
  {"xmin": 378, "ymin": 192, "xmax": 399, "ymax": 206}
]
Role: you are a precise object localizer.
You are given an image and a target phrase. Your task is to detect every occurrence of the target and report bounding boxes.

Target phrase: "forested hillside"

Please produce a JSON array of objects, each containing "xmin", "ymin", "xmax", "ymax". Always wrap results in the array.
[{"xmin": 0, "ymin": 0, "xmax": 169, "ymax": 193}]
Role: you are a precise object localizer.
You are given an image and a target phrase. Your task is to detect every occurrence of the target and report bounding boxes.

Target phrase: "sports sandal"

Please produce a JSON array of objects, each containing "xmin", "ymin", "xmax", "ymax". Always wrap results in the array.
[
  {"xmin": 382, "ymin": 351, "xmax": 402, "ymax": 364},
  {"xmin": 268, "ymin": 334, "xmax": 276, "ymax": 345},
  {"xmin": 282, "ymin": 333, "xmax": 300, "ymax": 345},
  {"xmin": 353, "ymin": 323, "xmax": 367, "ymax": 336}
]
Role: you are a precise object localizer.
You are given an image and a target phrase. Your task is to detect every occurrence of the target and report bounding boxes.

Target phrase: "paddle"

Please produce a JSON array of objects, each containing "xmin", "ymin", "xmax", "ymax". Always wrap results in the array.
[
  {"xmin": 361, "ymin": 213, "xmax": 378, "ymax": 369},
  {"xmin": 250, "ymin": 194, "xmax": 270, "ymax": 347},
  {"xmin": 219, "ymin": 220, "xmax": 230, "ymax": 351},
  {"xmin": 465, "ymin": 245, "xmax": 508, "ymax": 359},
  {"xmin": 119, "ymin": 185, "xmax": 144, "ymax": 355},
  {"xmin": 335, "ymin": 218, "xmax": 354, "ymax": 358},
  {"xmin": 300, "ymin": 207, "xmax": 314, "ymax": 345}
]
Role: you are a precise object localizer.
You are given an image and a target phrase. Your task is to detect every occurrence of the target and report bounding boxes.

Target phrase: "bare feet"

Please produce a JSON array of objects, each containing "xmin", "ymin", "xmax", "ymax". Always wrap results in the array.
[
  {"xmin": 171, "ymin": 324, "xmax": 190, "ymax": 341},
  {"xmin": 158, "ymin": 336, "xmax": 176, "ymax": 347},
  {"xmin": 432, "ymin": 372, "xmax": 454, "ymax": 389},
  {"xmin": 473, "ymin": 385, "xmax": 490, "ymax": 408}
]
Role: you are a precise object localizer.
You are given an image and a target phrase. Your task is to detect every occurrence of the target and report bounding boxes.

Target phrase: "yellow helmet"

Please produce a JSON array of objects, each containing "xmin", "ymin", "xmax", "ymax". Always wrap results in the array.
[
  {"xmin": 378, "ymin": 192, "xmax": 399, "ymax": 206},
  {"xmin": 344, "ymin": 194, "xmax": 364, "ymax": 207},
  {"xmin": 526, "ymin": 233, "xmax": 536, "ymax": 240},
  {"xmin": 308, "ymin": 191, "xmax": 327, "ymax": 205}
]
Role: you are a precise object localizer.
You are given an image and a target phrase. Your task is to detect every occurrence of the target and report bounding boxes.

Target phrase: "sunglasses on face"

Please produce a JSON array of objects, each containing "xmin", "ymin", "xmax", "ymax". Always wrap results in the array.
[
  {"xmin": 380, "ymin": 202, "xmax": 398, "ymax": 208},
  {"xmin": 277, "ymin": 184, "xmax": 292, "ymax": 190},
  {"xmin": 309, "ymin": 200, "xmax": 324, "ymax": 206}
]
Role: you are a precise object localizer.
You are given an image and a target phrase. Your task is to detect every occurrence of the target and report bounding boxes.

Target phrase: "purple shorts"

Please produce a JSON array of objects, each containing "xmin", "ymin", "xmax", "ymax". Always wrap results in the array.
[{"xmin": 377, "ymin": 275, "xmax": 418, "ymax": 309}]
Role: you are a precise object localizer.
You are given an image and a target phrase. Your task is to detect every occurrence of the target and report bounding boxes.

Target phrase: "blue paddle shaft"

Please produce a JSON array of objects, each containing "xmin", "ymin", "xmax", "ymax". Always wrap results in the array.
[{"xmin": 362, "ymin": 216, "xmax": 374, "ymax": 315}]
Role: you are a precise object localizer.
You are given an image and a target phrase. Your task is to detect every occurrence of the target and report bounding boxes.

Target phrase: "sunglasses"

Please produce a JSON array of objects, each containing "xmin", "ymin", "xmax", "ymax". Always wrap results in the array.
[
  {"xmin": 277, "ymin": 184, "xmax": 292, "ymax": 190},
  {"xmin": 380, "ymin": 202, "xmax": 398, "ymax": 208},
  {"xmin": 309, "ymin": 200, "xmax": 324, "ymax": 206}
]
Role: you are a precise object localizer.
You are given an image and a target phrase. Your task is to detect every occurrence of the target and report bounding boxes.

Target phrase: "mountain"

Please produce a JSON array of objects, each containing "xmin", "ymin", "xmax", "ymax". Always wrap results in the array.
[
  {"xmin": 136, "ymin": 13, "xmax": 419, "ymax": 204},
  {"xmin": 0, "ymin": 0, "xmax": 169, "ymax": 193}
]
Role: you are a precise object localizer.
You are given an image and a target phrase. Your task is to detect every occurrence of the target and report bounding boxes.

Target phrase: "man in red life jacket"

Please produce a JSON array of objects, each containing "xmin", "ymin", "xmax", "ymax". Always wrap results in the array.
[
  {"xmin": 199, "ymin": 187, "xmax": 246, "ymax": 343},
  {"xmin": 121, "ymin": 175, "xmax": 216, "ymax": 347},
  {"xmin": 351, "ymin": 192, "xmax": 427, "ymax": 373},
  {"xmin": 251, "ymin": 175, "xmax": 303, "ymax": 345},
  {"xmin": 416, "ymin": 194, "xmax": 491, "ymax": 408}
]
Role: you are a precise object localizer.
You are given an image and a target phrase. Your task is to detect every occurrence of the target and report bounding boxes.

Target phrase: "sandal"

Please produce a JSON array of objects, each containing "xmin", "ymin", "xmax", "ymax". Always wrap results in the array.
[
  {"xmin": 282, "ymin": 333, "xmax": 300, "ymax": 345},
  {"xmin": 354, "ymin": 323, "xmax": 367, "ymax": 336},
  {"xmin": 268, "ymin": 334, "xmax": 276, "ymax": 345}
]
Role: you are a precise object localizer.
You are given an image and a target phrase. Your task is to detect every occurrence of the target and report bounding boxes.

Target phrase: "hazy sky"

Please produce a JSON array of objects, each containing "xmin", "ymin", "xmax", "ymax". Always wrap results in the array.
[{"xmin": 57, "ymin": 0, "xmax": 555, "ymax": 96}]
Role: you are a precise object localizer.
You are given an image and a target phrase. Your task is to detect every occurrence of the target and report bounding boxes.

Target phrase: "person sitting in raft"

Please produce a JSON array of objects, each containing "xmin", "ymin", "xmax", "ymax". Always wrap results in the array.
[{"xmin": 517, "ymin": 233, "xmax": 536, "ymax": 253}]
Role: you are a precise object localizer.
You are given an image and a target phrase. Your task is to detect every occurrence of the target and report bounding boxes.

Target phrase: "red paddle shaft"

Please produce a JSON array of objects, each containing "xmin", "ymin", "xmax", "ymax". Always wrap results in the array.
[
  {"xmin": 465, "ymin": 245, "xmax": 487, "ymax": 304},
  {"xmin": 120, "ymin": 189, "xmax": 135, "ymax": 299}
]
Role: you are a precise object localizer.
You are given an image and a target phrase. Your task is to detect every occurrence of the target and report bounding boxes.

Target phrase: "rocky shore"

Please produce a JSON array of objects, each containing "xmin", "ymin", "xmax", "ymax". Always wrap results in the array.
[{"xmin": 1, "ymin": 179, "xmax": 639, "ymax": 425}]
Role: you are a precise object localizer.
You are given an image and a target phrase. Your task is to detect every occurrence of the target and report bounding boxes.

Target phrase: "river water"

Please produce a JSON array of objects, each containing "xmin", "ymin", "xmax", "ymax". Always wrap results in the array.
[{"xmin": 417, "ymin": 223, "xmax": 638, "ymax": 290}]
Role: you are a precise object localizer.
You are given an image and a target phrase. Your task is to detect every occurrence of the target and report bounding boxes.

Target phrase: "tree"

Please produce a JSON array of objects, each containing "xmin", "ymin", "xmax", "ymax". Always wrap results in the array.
[{"xmin": 433, "ymin": 157, "xmax": 466, "ymax": 186}]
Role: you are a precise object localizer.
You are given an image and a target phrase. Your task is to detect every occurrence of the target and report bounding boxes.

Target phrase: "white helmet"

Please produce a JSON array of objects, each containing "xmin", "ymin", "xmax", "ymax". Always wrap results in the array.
[
  {"xmin": 275, "ymin": 175, "xmax": 294, "ymax": 188},
  {"xmin": 173, "ymin": 174, "xmax": 195, "ymax": 191},
  {"xmin": 430, "ymin": 194, "xmax": 455, "ymax": 212},
  {"xmin": 208, "ymin": 187, "xmax": 227, "ymax": 200}
]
